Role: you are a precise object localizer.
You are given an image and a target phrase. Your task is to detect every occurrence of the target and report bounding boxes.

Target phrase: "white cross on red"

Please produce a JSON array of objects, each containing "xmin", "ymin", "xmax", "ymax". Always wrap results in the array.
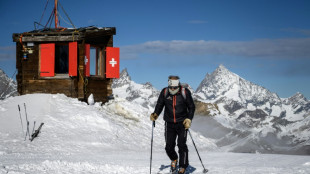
[{"xmin": 109, "ymin": 58, "xmax": 117, "ymax": 67}]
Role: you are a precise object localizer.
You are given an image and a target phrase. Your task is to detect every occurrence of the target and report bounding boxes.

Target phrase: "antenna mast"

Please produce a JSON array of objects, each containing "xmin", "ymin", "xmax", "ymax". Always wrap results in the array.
[{"xmin": 54, "ymin": 0, "xmax": 58, "ymax": 28}]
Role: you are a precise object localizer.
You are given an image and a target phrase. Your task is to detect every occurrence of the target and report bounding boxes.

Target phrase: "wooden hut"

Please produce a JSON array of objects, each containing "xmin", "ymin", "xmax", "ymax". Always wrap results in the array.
[{"xmin": 12, "ymin": 26, "xmax": 120, "ymax": 103}]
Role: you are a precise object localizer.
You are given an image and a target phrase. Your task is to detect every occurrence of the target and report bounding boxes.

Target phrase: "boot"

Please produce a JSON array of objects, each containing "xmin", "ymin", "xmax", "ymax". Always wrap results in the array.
[
  {"xmin": 178, "ymin": 167, "xmax": 186, "ymax": 174},
  {"xmin": 170, "ymin": 159, "xmax": 178, "ymax": 173}
]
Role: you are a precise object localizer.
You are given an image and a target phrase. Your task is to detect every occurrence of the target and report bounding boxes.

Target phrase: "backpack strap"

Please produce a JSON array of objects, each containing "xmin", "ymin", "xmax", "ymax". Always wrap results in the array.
[
  {"xmin": 164, "ymin": 87, "xmax": 169, "ymax": 98},
  {"xmin": 181, "ymin": 86, "xmax": 186, "ymax": 100}
]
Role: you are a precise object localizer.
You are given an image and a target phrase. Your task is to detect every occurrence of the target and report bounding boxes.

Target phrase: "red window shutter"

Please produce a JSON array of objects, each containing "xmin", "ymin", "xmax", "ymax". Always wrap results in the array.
[
  {"xmin": 84, "ymin": 44, "xmax": 90, "ymax": 77},
  {"xmin": 69, "ymin": 42, "xmax": 77, "ymax": 76},
  {"xmin": 106, "ymin": 47, "xmax": 120, "ymax": 78},
  {"xmin": 40, "ymin": 43, "xmax": 55, "ymax": 77}
]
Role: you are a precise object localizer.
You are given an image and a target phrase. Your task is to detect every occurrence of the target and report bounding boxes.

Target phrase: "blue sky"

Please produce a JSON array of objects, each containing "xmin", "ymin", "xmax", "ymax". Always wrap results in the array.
[{"xmin": 0, "ymin": 0, "xmax": 310, "ymax": 99}]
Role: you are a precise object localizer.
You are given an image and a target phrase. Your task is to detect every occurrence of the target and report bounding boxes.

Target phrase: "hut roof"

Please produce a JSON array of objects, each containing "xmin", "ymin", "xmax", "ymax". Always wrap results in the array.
[{"xmin": 12, "ymin": 26, "xmax": 116, "ymax": 42}]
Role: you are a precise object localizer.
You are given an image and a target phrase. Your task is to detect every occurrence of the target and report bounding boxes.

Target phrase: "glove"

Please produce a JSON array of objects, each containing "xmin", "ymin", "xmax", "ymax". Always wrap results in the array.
[
  {"xmin": 183, "ymin": 118, "xmax": 191, "ymax": 130},
  {"xmin": 150, "ymin": 113, "xmax": 158, "ymax": 121}
]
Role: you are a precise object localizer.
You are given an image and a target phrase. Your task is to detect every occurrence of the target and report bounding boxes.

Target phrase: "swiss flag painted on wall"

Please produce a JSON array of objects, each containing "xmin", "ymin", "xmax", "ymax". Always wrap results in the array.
[{"xmin": 106, "ymin": 47, "xmax": 119, "ymax": 78}]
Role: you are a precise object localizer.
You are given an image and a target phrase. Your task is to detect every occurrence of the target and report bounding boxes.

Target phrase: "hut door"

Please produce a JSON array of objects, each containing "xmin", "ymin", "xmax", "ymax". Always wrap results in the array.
[{"xmin": 40, "ymin": 43, "xmax": 55, "ymax": 77}]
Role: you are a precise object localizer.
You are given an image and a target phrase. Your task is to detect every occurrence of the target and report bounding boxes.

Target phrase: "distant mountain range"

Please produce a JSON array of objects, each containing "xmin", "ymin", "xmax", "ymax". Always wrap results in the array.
[
  {"xmin": 192, "ymin": 65, "xmax": 310, "ymax": 155},
  {"xmin": 112, "ymin": 66, "xmax": 310, "ymax": 155},
  {"xmin": 195, "ymin": 65, "xmax": 310, "ymax": 120},
  {"xmin": 0, "ymin": 69, "xmax": 18, "ymax": 100}
]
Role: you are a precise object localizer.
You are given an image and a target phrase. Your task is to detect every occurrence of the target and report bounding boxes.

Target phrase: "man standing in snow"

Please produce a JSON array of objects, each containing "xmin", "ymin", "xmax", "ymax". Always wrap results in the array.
[{"xmin": 150, "ymin": 75, "xmax": 195, "ymax": 174}]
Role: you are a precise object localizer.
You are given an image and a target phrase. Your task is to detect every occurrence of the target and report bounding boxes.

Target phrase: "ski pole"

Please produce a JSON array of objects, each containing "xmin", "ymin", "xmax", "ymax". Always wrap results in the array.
[
  {"xmin": 24, "ymin": 103, "xmax": 30, "ymax": 140},
  {"xmin": 17, "ymin": 105, "xmax": 24, "ymax": 136},
  {"xmin": 31, "ymin": 121, "xmax": 36, "ymax": 135},
  {"xmin": 150, "ymin": 121, "xmax": 155, "ymax": 174},
  {"xmin": 188, "ymin": 129, "xmax": 208, "ymax": 173}
]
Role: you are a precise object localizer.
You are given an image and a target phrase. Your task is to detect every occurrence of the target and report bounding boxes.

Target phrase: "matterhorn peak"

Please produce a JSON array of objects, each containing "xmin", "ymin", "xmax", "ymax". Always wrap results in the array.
[
  {"xmin": 119, "ymin": 68, "xmax": 131, "ymax": 80},
  {"xmin": 112, "ymin": 68, "xmax": 131, "ymax": 88}
]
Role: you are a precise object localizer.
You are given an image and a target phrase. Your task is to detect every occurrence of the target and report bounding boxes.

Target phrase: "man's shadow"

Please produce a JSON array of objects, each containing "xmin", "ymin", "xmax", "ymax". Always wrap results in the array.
[{"xmin": 158, "ymin": 164, "xmax": 196, "ymax": 173}]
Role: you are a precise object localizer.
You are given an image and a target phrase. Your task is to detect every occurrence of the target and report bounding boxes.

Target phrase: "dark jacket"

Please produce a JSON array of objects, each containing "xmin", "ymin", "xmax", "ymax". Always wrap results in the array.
[{"xmin": 154, "ymin": 87, "xmax": 195, "ymax": 123}]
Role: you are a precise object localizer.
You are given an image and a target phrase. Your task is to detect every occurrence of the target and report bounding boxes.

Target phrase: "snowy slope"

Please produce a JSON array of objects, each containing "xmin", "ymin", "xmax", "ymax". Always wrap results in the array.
[
  {"xmin": 0, "ymin": 95, "xmax": 309, "ymax": 173},
  {"xmin": 0, "ymin": 94, "xmax": 217, "ymax": 173}
]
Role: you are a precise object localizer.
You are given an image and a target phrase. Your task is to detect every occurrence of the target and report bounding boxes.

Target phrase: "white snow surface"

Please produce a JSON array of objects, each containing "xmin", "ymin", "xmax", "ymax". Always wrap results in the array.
[
  {"xmin": 0, "ymin": 94, "xmax": 220, "ymax": 174},
  {"xmin": 1, "ymin": 94, "xmax": 309, "ymax": 173}
]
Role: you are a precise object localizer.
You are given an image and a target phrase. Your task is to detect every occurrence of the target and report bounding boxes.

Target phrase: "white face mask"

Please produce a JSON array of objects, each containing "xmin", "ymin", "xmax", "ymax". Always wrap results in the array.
[{"xmin": 169, "ymin": 87, "xmax": 179, "ymax": 95}]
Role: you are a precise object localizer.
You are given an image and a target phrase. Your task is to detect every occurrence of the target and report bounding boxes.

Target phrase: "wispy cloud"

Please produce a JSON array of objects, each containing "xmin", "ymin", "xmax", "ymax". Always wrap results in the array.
[
  {"xmin": 121, "ymin": 38, "xmax": 310, "ymax": 59},
  {"xmin": 187, "ymin": 20, "xmax": 207, "ymax": 24},
  {"xmin": 281, "ymin": 28, "xmax": 310, "ymax": 36}
]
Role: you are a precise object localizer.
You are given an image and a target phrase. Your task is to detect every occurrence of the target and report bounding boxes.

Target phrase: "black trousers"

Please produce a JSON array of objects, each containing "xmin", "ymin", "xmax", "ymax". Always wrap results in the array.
[{"xmin": 165, "ymin": 122, "xmax": 189, "ymax": 168}]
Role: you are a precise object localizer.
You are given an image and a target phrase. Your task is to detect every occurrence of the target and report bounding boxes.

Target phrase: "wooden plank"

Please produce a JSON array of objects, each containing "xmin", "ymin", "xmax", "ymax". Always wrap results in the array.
[
  {"xmin": 12, "ymin": 35, "xmax": 81, "ymax": 42},
  {"xmin": 77, "ymin": 43, "xmax": 85, "ymax": 99},
  {"xmin": 24, "ymin": 79, "xmax": 74, "ymax": 95},
  {"xmin": 13, "ymin": 32, "xmax": 82, "ymax": 37}
]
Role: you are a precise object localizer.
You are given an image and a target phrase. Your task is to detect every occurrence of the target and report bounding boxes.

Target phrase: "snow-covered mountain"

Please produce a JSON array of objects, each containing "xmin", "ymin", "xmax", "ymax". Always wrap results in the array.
[
  {"xmin": 112, "ymin": 69, "xmax": 160, "ymax": 110},
  {"xmin": 193, "ymin": 65, "xmax": 310, "ymax": 155},
  {"xmin": 195, "ymin": 65, "xmax": 310, "ymax": 119},
  {"xmin": 0, "ymin": 69, "xmax": 18, "ymax": 100},
  {"xmin": 195, "ymin": 65, "xmax": 283, "ymax": 116},
  {"xmin": 283, "ymin": 92, "xmax": 310, "ymax": 117}
]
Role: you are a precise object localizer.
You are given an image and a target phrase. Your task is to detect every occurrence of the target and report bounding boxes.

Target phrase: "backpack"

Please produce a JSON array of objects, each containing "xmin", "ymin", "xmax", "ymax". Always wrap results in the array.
[{"xmin": 164, "ymin": 83, "xmax": 188, "ymax": 100}]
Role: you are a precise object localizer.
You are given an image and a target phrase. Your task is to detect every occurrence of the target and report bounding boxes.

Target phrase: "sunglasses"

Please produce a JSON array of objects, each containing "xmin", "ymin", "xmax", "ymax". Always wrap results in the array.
[{"xmin": 169, "ymin": 86, "xmax": 179, "ymax": 90}]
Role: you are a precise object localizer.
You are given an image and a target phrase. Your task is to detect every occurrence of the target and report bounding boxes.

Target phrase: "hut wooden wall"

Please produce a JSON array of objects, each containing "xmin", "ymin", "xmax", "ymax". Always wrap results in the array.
[
  {"xmin": 16, "ymin": 42, "xmax": 79, "ymax": 98},
  {"xmin": 86, "ymin": 78, "xmax": 112, "ymax": 103},
  {"xmin": 15, "ymin": 35, "xmax": 114, "ymax": 104}
]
